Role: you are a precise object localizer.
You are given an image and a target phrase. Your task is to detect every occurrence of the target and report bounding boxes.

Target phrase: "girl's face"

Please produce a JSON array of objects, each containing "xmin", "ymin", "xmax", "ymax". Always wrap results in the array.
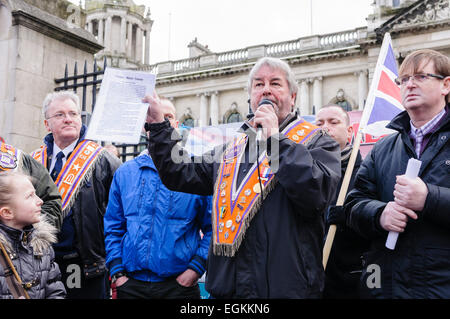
[{"xmin": 7, "ymin": 175, "xmax": 43, "ymax": 229}]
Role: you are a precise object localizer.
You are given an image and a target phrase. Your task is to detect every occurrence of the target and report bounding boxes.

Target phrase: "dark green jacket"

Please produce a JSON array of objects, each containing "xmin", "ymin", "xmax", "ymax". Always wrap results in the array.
[{"xmin": 20, "ymin": 152, "xmax": 63, "ymax": 231}]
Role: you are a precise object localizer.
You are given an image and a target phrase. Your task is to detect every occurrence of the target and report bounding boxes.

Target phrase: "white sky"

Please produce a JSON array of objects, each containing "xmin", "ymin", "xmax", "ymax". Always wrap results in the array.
[{"xmin": 73, "ymin": 0, "xmax": 375, "ymax": 65}]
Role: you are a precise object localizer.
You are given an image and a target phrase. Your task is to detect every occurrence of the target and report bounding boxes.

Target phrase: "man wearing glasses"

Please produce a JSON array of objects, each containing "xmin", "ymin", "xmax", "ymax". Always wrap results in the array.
[
  {"xmin": 345, "ymin": 49, "xmax": 450, "ymax": 298},
  {"xmin": 32, "ymin": 91, "xmax": 121, "ymax": 298}
]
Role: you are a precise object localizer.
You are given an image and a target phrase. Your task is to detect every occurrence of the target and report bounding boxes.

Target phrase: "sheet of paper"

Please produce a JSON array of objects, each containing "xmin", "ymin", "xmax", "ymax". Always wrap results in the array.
[{"xmin": 85, "ymin": 67, "xmax": 156, "ymax": 144}]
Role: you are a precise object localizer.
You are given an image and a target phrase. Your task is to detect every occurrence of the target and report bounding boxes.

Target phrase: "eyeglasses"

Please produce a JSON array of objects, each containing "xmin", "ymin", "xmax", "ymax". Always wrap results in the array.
[
  {"xmin": 394, "ymin": 73, "xmax": 445, "ymax": 86},
  {"xmin": 46, "ymin": 111, "xmax": 80, "ymax": 121}
]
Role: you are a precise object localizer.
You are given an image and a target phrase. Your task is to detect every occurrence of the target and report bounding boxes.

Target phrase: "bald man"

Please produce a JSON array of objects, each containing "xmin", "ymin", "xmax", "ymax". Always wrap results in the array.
[{"xmin": 316, "ymin": 105, "xmax": 369, "ymax": 299}]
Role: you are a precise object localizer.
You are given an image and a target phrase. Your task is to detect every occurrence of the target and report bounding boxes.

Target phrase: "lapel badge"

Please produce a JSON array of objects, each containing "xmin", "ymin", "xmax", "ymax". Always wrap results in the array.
[
  {"xmin": 220, "ymin": 206, "xmax": 227, "ymax": 219},
  {"xmin": 253, "ymin": 183, "xmax": 262, "ymax": 194}
]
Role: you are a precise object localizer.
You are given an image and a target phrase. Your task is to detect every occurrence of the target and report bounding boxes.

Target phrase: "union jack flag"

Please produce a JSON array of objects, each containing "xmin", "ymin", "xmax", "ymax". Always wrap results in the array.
[{"xmin": 359, "ymin": 33, "xmax": 404, "ymax": 137}]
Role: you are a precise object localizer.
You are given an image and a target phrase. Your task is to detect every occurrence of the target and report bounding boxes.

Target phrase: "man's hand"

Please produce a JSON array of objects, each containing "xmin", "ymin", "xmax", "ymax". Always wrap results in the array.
[
  {"xmin": 379, "ymin": 201, "xmax": 418, "ymax": 233},
  {"xmin": 393, "ymin": 175, "xmax": 428, "ymax": 211},
  {"xmin": 252, "ymin": 104, "xmax": 279, "ymax": 140},
  {"xmin": 143, "ymin": 92, "xmax": 165, "ymax": 124},
  {"xmin": 176, "ymin": 269, "xmax": 200, "ymax": 287},
  {"xmin": 115, "ymin": 275, "xmax": 129, "ymax": 287}
]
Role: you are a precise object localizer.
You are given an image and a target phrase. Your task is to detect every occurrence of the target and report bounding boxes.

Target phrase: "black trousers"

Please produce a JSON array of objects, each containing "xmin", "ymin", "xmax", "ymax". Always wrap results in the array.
[
  {"xmin": 56, "ymin": 257, "xmax": 109, "ymax": 299},
  {"xmin": 116, "ymin": 277, "xmax": 200, "ymax": 299}
]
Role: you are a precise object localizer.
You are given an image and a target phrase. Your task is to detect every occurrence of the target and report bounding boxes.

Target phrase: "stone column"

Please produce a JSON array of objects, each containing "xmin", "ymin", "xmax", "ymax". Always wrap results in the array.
[
  {"xmin": 299, "ymin": 80, "xmax": 310, "ymax": 116},
  {"xmin": 199, "ymin": 93, "xmax": 209, "ymax": 127},
  {"xmin": 135, "ymin": 26, "xmax": 143, "ymax": 63},
  {"xmin": 358, "ymin": 70, "xmax": 368, "ymax": 110},
  {"xmin": 87, "ymin": 20, "xmax": 93, "ymax": 34},
  {"xmin": 144, "ymin": 28, "xmax": 151, "ymax": 64},
  {"xmin": 127, "ymin": 22, "xmax": 133, "ymax": 58},
  {"xmin": 104, "ymin": 16, "xmax": 112, "ymax": 52},
  {"xmin": 98, "ymin": 18, "xmax": 104, "ymax": 46},
  {"xmin": 120, "ymin": 16, "xmax": 127, "ymax": 55},
  {"xmin": 312, "ymin": 76, "xmax": 323, "ymax": 114},
  {"xmin": 210, "ymin": 91, "xmax": 219, "ymax": 126}
]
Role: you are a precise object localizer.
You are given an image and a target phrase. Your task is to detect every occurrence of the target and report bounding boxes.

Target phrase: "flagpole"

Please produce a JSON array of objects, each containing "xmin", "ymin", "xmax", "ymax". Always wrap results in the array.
[
  {"xmin": 322, "ymin": 130, "xmax": 363, "ymax": 269},
  {"xmin": 322, "ymin": 32, "xmax": 398, "ymax": 269}
]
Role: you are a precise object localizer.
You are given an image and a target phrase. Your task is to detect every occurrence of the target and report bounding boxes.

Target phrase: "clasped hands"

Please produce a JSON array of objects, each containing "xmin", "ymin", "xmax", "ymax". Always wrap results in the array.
[{"xmin": 379, "ymin": 175, "xmax": 428, "ymax": 232}]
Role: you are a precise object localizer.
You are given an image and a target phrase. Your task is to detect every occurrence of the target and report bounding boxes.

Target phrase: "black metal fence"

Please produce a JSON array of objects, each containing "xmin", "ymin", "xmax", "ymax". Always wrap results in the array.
[{"xmin": 54, "ymin": 58, "xmax": 148, "ymax": 162}]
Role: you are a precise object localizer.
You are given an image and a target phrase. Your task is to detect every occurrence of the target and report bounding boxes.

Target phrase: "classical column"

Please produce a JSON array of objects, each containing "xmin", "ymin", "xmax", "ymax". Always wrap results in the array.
[
  {"xmin": 98, "ymin": 18, "xmax": 104, "ymax": 46},
  {"xmin": 120, "ymin": 16, "xmax": 127, "ymax": 55},
  {"xmin": 104, "ymin": 16, "xmax": 112, "ymax": 52},
  {"xmin": 299, "ymin": 80, "xmax": 310, "ymax": 116},
  {"xmin": 87, "ymin": 20, "xmax": 93, "ymax": 34},
  {"xmin": 358, "ymin": 70, "xmax": 368, "ymax": 110},
  {"xmin": 127, "ymin": 22, "xmax": 133, "ymax": 58},
  {"xmin": 144, "ymin": 28, "xmax": 151, "ymax": 64},
  {"xmin": 135, "ymin": 26, "xmax": 143, "ymax": 63},
  {"xmin": 312, "ymin": 76, "xmax": 323, "ymax": 114},
  {"xmin": 199, "ymin": 93, "xmax": 209, "ymax": 127},
  {"xmin": 210, "ymin": 91, "xmax": 219, "ymax": 126}
]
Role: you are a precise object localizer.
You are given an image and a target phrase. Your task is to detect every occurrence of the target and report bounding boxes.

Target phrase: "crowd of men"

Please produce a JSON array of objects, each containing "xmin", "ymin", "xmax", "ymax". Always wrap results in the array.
[{"xmin": 0, "ymin": 48, "xmax": 449, "ymax": 299}]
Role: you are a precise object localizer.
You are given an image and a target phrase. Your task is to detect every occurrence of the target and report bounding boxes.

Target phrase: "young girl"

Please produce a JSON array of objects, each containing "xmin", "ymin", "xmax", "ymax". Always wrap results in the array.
[{"xmin": 0, "ymin": 171, "xmax": 66, "ymax": 299}]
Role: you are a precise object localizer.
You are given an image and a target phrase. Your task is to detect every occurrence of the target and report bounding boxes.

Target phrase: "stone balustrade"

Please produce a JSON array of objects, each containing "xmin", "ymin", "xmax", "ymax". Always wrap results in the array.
[{"xmin": 151, "ymin": 27, "xmax": 367, "ymax": 76}]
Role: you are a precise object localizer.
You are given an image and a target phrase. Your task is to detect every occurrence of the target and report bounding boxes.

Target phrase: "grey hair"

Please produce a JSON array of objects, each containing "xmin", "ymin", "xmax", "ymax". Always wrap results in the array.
[
  {"xmin": 42, "ymin": 91, "xmax": 81, "ymax": 118},
  {"xmin": 247, "ymin": 57, "xmax": 298, "ymax": 98}
]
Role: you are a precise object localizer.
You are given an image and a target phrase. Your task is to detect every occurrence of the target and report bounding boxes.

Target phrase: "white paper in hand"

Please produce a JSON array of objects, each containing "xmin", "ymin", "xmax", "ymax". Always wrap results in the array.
[
  {"xmin": 385, "ymin": 158, "xmax": 422, "ymax": 250},
  {"xmin": 85, "ymin": 67, "xmax": 156, "ymax": 144}
]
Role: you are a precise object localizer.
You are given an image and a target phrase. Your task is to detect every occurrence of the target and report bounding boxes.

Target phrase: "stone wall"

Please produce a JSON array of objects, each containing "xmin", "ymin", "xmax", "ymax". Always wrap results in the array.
[{"xmin": 0, "ymin": 0, "xmax": 101, "ymax": 152}]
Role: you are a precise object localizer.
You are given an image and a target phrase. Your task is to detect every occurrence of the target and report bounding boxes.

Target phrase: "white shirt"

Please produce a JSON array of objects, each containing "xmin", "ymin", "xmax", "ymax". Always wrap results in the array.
[{"xmin": 49, "ymin": 140, "xmax": 78, "ymax": 173}]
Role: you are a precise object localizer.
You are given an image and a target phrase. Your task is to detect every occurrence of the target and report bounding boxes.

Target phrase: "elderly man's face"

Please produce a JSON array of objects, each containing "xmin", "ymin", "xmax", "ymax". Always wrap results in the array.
[
  {"xmin": 250, "ymin": 65, "xmax": 296, "ymax": 124},
  {"xmin": 44, "ymin": 98, "xmax": 82, "ymax": 148}
]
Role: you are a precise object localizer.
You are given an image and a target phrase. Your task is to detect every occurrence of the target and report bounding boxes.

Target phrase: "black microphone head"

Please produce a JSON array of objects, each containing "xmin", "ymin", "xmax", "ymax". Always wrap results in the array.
[{"xmin": 258, "ymin": 99, "xmax": 275, "ymax": 108}]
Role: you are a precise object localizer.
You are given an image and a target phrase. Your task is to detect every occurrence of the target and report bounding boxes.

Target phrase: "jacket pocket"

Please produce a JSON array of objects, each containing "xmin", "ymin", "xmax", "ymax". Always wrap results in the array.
[{"xmin": 423, "ymin": 247, "xmax": 450, "ymax": 298}]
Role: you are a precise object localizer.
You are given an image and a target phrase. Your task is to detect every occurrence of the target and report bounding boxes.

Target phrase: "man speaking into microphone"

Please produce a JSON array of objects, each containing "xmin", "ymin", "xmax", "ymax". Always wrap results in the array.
[{"xmin": 144, "ymin": 57, "xmax": 340, "ymax": 298}]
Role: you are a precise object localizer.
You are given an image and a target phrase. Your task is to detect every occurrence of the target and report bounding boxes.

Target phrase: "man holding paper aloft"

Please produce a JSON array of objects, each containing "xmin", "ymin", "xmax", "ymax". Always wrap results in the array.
[
  {"xmin": 345, "ymin": 49, "xmax": 450, "ymax": 298},
  {"xmin": 144, "ymin": 57, "xmax": 340, "ymax": 298}
]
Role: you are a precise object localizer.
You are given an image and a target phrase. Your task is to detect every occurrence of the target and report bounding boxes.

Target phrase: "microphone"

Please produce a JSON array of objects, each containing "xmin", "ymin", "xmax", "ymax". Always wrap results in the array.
[{"xmin": 256, "ymin": 99, "xmax": 275, "ymax": 141}]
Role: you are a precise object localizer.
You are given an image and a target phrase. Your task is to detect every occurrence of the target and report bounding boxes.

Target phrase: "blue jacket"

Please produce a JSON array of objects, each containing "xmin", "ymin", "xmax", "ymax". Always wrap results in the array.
[{"xmin": 104, "ymin": 154, "xmax": 212, "ymax": 282}]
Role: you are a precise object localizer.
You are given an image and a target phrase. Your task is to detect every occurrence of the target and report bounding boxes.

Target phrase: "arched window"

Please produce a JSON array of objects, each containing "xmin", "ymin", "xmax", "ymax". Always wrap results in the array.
[
  {"xmin": 227, "ymin": 112, "xmax": 242, "ymax": 123},
  {"xmin": 182, "ymin": 117, "xmax": 195, "ymax": 128}
]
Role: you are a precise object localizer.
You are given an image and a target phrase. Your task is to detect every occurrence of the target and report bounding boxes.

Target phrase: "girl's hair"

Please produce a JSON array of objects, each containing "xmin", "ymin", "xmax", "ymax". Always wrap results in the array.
[{"xmin": 0, "ymin": 171, "xmax": 31, "ymax": 207}]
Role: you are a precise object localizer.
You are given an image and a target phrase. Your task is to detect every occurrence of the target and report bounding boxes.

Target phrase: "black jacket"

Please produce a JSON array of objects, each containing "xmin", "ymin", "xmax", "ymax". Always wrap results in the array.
[
  {"xmin": 148, "ymin": 115, "xmax": 340, "ymax": 298},
  {"xmin": 43, "ymin": 125, "xmax": 121, "ymax": 277},
  {"xmin": 324, "ymin": 146, "xmax": 371, "ymax": 299},
  {"xmin": 345, "ymin": 108, "xmax": 450, "ymax": 298}
]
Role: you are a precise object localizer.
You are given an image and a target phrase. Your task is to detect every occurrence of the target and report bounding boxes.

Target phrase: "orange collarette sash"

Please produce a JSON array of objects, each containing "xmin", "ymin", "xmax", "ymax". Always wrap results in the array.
[
  {"xmin": 0, "ymin": 143, "xmax": 20, "ymax": 171},
  {"xmin": 31, "ymin": 140, "xmax": 103, "ymax": 215},
  {"xmin": 212, "ymin": 119, "xmax": 320, "ymax": 257}
]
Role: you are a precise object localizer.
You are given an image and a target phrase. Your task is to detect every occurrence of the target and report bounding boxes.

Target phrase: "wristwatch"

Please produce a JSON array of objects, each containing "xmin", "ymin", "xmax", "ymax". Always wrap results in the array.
[{"xmin": 111, "ymin": 272, "xmax": 127, "ymax": 284}]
